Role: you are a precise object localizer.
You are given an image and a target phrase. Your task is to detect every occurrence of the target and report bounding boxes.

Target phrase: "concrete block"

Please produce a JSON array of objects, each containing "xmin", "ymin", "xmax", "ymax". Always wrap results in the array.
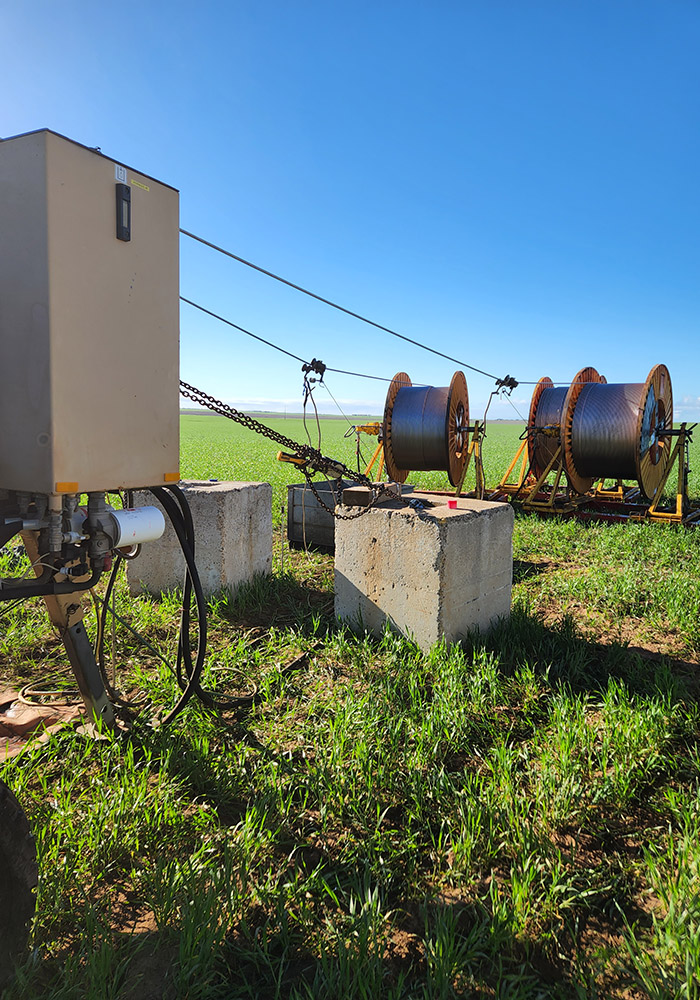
[
  {"xmin": 126, "ymin": 480, "xmax": 272, "ymax": 598},
  {"xmin": 287, "ymin": 481, "xmax": 415, "ymax": 552},
  {"xmin": 287, "ymin": 480, "xmax": 348, "ymax": 552},
  {"xmin": 334, "ymin": 495, "xmax": 513, "ymax": 650}
]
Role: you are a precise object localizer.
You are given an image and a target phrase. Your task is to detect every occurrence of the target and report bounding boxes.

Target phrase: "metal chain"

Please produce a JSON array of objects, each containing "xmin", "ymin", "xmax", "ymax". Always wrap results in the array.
[
  {"xmin": 180, "ymin": 381, "xmax": 326, "ymax": 459},
  {"xmin": 299, "ymin": 471, "xmax": 414, "ymax": 520},
  {"xmin": 179, "ymin": 381, "xmax": 413, "ymax": 518}
]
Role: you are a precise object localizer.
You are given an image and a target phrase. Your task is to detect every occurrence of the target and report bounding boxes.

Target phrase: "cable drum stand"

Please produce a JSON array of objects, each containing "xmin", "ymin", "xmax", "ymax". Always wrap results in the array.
[
  {"xmin": 453, "ymin": 383, "xmax": 518, "ymax": 501},
  {"xmin": 645, "ymin": 422, "xmax": 698, "ymax": 524},
  {"xmin": 489, "ymin": 364, "xmax": 699, "ymax": 526}
]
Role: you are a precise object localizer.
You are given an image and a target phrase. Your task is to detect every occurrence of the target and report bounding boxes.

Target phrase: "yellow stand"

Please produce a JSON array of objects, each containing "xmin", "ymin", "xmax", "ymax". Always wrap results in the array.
[
  {"xmin": 488, "ymin": 422, "xmax": 699, "ymax": 526},
  {"xmin": 364, "ymin": 443, "xmax": 385, "ymax": 479},
  {"xmin": 490, "ymin": 439, "xmax": 586, "ymax": 513},
  {"xmin": 354, "ymin": 423, "xmax": 384, "ymax": 479},
  {"xmin": 520, "ymin": 445, "xmax": 583, "ymax": 512},
  {"xmin": 647, "ymin": 423, "xmax": 694, "ymax": 524},
  {"xmin": 491, "ymin": 437, "xmax": 530, "ymax": 497},
  {"xmin": 593, "ymin": 480, "xmax": 626, "ymax": 500}
]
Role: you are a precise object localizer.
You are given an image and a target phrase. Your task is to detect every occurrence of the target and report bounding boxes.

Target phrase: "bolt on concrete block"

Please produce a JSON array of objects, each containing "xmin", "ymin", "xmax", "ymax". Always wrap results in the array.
[
  {"xmin": 126, "ymin": 480, "xmax": 272, "ymax": 598},
  {"xmin": 334, "ymin": 495, "xmax": 513, "ymax": 650}
]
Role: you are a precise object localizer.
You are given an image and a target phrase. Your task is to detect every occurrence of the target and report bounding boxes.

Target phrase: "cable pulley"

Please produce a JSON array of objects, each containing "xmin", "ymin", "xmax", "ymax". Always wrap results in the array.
[{"xmin": 382, "ymin": 371, "xmax": 470, "ymax": 486}]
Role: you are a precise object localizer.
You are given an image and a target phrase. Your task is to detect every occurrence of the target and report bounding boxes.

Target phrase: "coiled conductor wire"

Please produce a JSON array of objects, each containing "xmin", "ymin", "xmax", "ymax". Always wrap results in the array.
[
  {"xmin": 383, "ymin": 371, "xmax": 470, "ymax": 486},
  {"xmin": 528, "ymin": 367, "xmax": 606, "ymax": 487},
  {"xmin": 527, "ymin": 364, "xmax": 672, "ymax": 499},
  {"xmin": 565, "ymin": 364, "xmax": 672, "ymax": 499}
]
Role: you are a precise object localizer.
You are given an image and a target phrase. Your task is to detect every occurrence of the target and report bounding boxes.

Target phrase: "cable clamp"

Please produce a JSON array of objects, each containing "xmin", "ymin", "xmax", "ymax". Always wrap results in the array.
[{"xmin": 310, "ymin": 456, "xmax": 347, "ymax": 479}]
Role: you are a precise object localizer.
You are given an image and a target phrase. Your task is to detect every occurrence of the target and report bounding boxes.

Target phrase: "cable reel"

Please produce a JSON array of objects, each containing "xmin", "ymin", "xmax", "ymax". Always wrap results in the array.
[
  {"xmin": 528, "ymin": 364, "xmax": 673, "ymax": 499},
  {"xmin": 382, "ymin": 371, "xmax": 470, "ymax": 486},
  {"xmin": 527, "ymin": 367, "xmax": 606, "ymax": 490}
]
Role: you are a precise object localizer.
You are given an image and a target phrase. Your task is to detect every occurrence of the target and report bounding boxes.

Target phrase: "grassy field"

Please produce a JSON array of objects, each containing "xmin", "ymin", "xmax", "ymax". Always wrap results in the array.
[
  {"xmin": 1, "ymin": 414, "xmax": 700, "ymax": 998},
  {"xmin": 180, "ymin": 413, "xmax": 700, "ymax": 521},
  {"xmin": 179, "ymin": 414, "xmax": 538, "ymax": 523}
]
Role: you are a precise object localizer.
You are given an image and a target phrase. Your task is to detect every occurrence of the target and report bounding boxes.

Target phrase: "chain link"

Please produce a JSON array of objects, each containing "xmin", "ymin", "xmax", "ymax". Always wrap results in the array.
[
  {"xmin": 299, "ymin": 471, "xmax": 413, "ymax": 520},
  {"xmin": 180, "ymin": 381, "xmax": 413, "ymax": 519},
  {"xmin": 181, "ymin": 381, "xmax": 325, "ymax": 458}
]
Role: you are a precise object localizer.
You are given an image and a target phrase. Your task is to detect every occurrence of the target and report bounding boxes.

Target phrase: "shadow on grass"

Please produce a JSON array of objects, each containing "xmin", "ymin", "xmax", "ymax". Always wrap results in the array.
[
  {"xmin": 512, "ymin": 558, "xmax": 553, "ymax": 583},
  {"xmin": 222, "ymin": 557, "xmax": 694, "ymax": 701},
  {"xmin": 464, "ymin": 601, "xmax": 690, "ymax": 701},
  {"xmin": 88, "ymin": 890, "xmax": 598, "ymax": 1000},
  {"xmin": 211, "ymin": 568, "xmax": 335, "ymax": 637}
]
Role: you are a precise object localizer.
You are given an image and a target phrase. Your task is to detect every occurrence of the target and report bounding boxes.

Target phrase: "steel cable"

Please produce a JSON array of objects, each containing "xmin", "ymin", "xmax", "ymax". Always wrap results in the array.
[
  {"xmin": 179, "ymin": 228, "xmax": 516, "ymax": 387},
  {"xmin": 179, "ymin": 230, "xmax": 606, "ymax": 389}
]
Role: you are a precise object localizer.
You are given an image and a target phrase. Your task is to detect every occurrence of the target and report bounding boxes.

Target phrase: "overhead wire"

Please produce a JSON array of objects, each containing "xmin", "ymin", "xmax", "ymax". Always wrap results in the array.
[
  {"xmin": 180, "ymin": 228, "xmax": 516, "ymax": 386},
  {"xmin": 180, "ymin": 230, "xmax": 606, "ymax": 388},
  {"xmin": 321, "ymin": 380, "xmax": 355, "ymax": 429},
  {"xmin": 180, "ymin": 297, "xmax": 307, "ymax": 365},
  {"xmin": 180, "ymin": 229, "xmax": 609, "ymax": 423},
  {"xmin": 505, "ymin": 393, "xmax": 528, "ymax": 423},
  {"xmin": 180, "ymin": 289, "xmax": 576, "ymax": 390},
  {"xmin": 180, "ymin": 297, "xmax": 421, "ymax": 387},
  {"xmin": 326, "ymin": 367, "xmax": 398, "ymax": 384}
]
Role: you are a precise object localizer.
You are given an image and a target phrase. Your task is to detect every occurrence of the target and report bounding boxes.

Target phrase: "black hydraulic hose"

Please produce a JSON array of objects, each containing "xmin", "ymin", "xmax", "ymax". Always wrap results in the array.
[
  {"xmin": 150, "ymin": 487, "xmax": 209, "ymax": 724},
  {"xmin": 161, "ymin": 484, "xmax": 199, "ymax": 693},
  {"xmin": 151, "ymin": 488, "xmax": 205, "ymax": 718},
  {"xmin": 150, "ymin": 487, "xmax": 202, "ymax": 671},
  {"xmin": 94, "ymin": 486, "xmax": 209, "ymax": 726},
  {"xmin": 162, "ymin": 489, "xmax": 195, "ymax": 691},
  {"xmin": 96, "ymin": 555, "xmax": 126, "ymax": 706},
  {"xmin": 0, "ymin": 566, "xmax": 103, "ymax": 602},
  {"xmin": 160, "ymin": 484, "xmax": 257, "ymax": 711},
  {"xmin": 164, "ymin": 483, "xmax": 196, "ymax": 544}
]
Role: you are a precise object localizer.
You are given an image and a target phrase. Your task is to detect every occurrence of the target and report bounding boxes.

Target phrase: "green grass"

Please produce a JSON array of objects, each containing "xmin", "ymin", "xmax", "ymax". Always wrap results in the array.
[
  {"xmin": 1, "ymin": 415, "xmax": 700, "ymax": 998},
  {"xmin": 180, "ymin": 413, "xmax": 700, "ymax": 526}
]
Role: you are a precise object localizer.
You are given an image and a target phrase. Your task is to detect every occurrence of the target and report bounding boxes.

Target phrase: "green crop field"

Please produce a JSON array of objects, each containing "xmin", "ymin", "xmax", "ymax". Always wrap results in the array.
[
  {"xmin": 1, "ymin": 414, "xmax": 700, "ymax": 998},
  {"xmin": 180, "ymin": 412, "xmax": 700, "ymax": 521}
]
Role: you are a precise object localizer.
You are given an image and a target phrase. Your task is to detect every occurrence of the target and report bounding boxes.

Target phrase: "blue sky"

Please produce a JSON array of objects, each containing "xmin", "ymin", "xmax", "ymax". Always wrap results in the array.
[{"xmin": 3, "ymin": 1, "xmax": 699, "ymax": 419}]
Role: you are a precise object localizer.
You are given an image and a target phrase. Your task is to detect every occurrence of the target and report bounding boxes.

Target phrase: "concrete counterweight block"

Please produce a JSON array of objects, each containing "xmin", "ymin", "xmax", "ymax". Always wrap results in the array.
[
  {"xmin": 126, "ymin": 481, "xmax": 272, "ymax": 598},
  {"xmin": 334, "ymin": 496, "xmax": 514, "ymax": 650}
]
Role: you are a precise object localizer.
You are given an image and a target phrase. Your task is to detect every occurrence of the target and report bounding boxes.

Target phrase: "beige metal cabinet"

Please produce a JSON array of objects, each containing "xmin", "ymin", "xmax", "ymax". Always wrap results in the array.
[{"xmin": 0, "ymin": 129, "xmax": 180, "ymax": 494}]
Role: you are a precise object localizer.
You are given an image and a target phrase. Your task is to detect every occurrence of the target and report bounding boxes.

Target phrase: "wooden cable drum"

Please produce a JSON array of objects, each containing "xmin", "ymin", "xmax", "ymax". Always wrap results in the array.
[
  {"xmin": 527, "ymin": 377, "xmax": 567, "ymax": 479},
  {"xmin": 382, "ymin": 371, "xmax": 470, "ymax": 486},
  {"xmin": 527, "ymin": 367, "xmax": 605, "ymax": 485},
  {"xmin": 564, "ymin": 364, "xmax": 673, "ymax": 499}
]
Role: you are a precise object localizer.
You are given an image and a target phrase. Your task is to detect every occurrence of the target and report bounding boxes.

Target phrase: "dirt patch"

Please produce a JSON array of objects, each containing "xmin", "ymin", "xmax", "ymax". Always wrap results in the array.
[
  {"xmin": 384, "ymin": 926, "xmax": 424, "ymax": 985},
  {"xmin": 108, "ymin": 889, "xmax": 158, "ymax": 936}
]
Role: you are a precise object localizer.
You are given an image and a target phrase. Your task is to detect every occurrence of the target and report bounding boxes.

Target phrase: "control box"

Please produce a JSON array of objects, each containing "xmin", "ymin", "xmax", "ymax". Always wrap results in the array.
[{"xmin": 0, "ymin": 129, "xmax": 180, "ymax": 495}]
